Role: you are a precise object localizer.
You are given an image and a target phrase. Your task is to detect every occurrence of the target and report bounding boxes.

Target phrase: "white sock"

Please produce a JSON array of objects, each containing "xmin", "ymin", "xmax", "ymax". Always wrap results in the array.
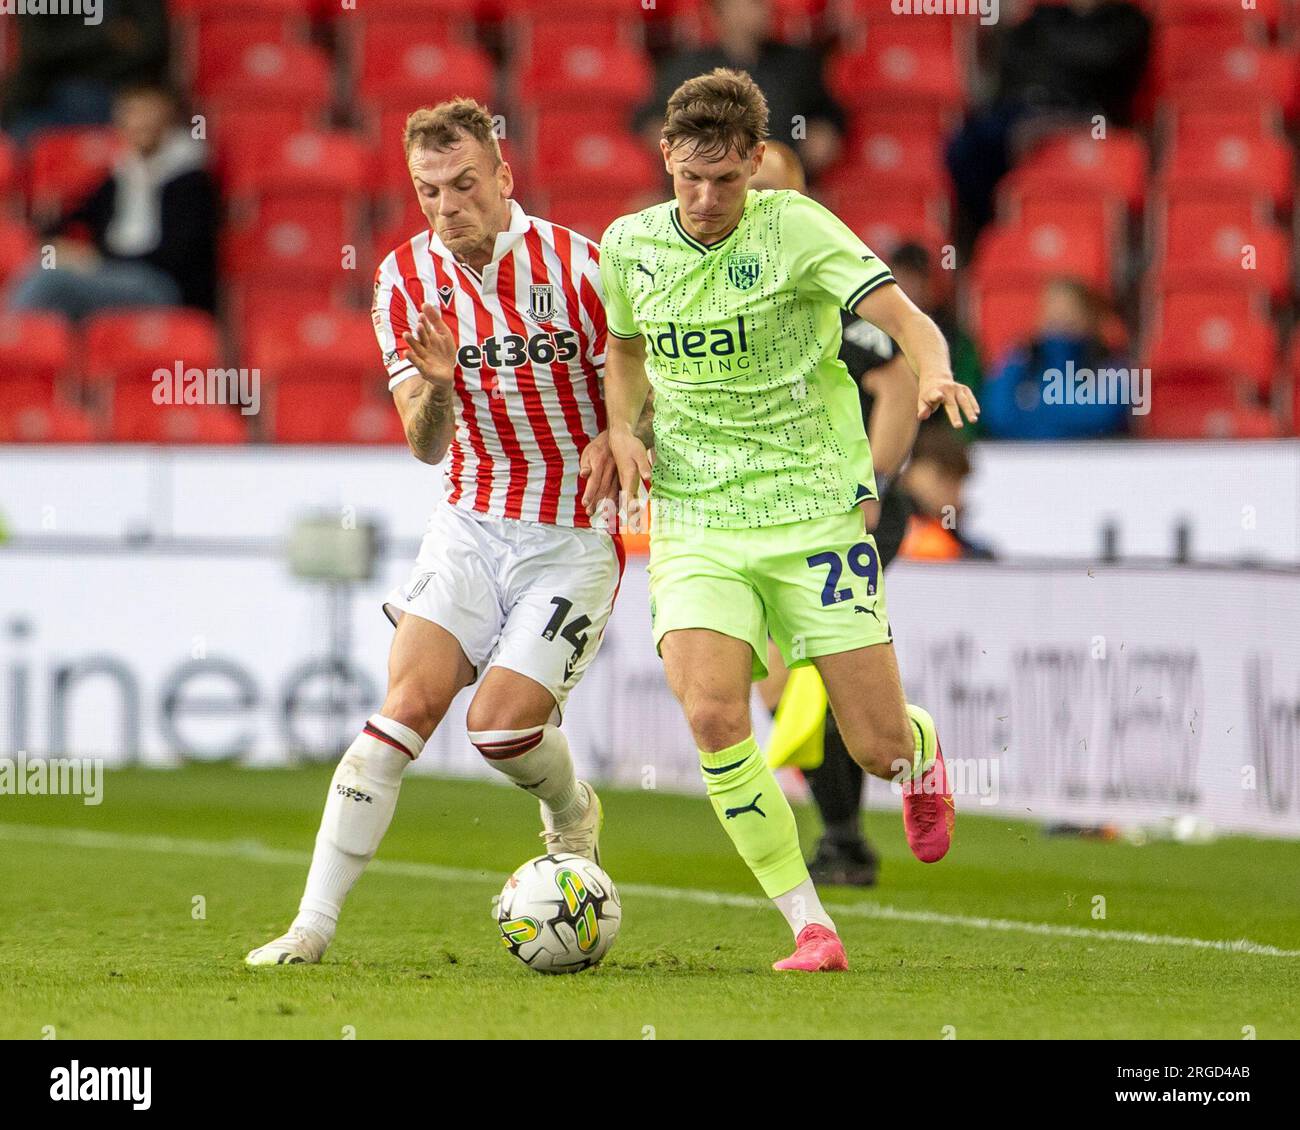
[
  {"xmin": 292, "ymin": 714, "xmax": 424, "ymax": 943},
  {"xmin": 468, "ymin": 723, "xmax": 583, "ymax": 824},
  {"xmin": 773, "ymin": 878, "xmax": 837, "ymax": 938}
]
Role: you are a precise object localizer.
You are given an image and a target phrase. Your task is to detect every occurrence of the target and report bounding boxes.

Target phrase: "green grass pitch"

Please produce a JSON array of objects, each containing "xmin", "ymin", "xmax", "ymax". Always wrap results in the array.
[{"xmin": 1, "ymin": 764, "xmax": 1297, "ymax": 1039}]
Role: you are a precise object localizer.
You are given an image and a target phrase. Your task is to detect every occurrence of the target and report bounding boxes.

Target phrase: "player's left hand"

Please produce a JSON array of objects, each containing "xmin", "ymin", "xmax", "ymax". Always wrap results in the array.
[
  {"xmin": 918, "ymin": 371, "xmax": 980, "ymax": 428},
  {"xmin": 579, "ymin": 431, "xmax": 619, "ymax": 518}
]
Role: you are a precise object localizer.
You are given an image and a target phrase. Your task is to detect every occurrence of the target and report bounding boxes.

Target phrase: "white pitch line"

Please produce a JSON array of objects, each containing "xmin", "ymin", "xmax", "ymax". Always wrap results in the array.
[{"xmin": 3, "ymin": 822, "xmax": 1298, "ymax": 959}]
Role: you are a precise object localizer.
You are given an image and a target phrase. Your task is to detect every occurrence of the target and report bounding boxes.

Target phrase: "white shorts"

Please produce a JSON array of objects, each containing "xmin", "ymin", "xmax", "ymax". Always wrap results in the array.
[{"xmin": 383, "ymin": 503, "xmax": 625, "ymax": 720}]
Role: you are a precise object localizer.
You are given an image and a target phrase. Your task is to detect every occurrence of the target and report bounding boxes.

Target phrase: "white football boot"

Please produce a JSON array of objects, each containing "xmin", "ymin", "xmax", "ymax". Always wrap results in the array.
[
  {"xmin": 244, "ymin": 925, "xmax": 329, "ymax": 966},
  {"xmin": 540, "ymin": 780, "xmax": 603, "ymax": 866}
]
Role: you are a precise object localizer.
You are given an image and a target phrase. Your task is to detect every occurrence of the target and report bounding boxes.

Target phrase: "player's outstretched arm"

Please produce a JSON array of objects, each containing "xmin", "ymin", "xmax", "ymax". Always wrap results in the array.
[
  {"xmin": 855, "ymin": 283, "xmax": 980, "ymax": 428},
  {"xmin": 863, "ymin": 355, "xmax": 920, "ymax": 477},
  {"xmin": 394, "ymin": 302, "xmax": 457, "ymax": 464},
  {"xmin": 604, "ymin": 333, "xmax": 654, "ymax": 504}
]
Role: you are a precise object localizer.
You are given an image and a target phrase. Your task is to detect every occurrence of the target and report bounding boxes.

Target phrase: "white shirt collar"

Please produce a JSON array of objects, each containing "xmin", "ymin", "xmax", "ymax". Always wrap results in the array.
[{"xmin": 429, "ymin": 198, "xmax": 531, "ymax": 269}]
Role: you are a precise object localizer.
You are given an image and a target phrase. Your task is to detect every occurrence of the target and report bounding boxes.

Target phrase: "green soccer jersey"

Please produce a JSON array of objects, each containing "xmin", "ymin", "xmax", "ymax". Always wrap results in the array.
[{"xmin": 599, "ymin": 188, "xmax": 895, "ymax": 529}]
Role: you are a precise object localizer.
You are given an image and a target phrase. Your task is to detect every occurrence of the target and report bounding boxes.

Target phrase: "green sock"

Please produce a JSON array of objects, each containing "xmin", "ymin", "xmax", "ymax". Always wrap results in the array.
[
  {"xmin": 907, "ymin": 703, "xmax": 938, "ymax": 779},
  {"xmin": 700, "ymin": 735, "xmax": 809, "ymax": 898}
]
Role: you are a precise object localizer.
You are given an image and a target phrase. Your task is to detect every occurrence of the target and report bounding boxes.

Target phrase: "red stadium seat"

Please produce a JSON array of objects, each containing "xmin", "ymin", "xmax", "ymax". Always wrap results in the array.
[
  {"xmin": 0, "ymin": 379, "xmax": 95, "ymax": 442},
  {"xmin": 373, "ymin": 195, "xmax": 429, "ymax": 260},
  {"xmin": 188, "ymin": 15, "xmax": 310, "ymax": 91},
  {"xmin": 222, "ymin": 130, "xmax": 374, "ymax": 201},
  {"xmin": 530, "ymin": 115, "xmax": 660, "ymax": 195},
  {"xmin": 964, "ymin": 282, "xmax": 1042, "ymax": 366},
  {"xmin": 0, "ymin": 133, "xmax": 20, "ymax": 203},
  {"xmin": 223, "ymin": 279, "xmax": 344, "ymax": 347},
  {"xmin": 0, "ymin": 218, "xmax": 36, "ymax": 288},
  {"xmin": 222, "ymin": 196, "xmax": 356, "ymax": 296},
  {"xmin": 245, "ymin": 308, "xmax": 378, "ymax": 382},
  {"xmin": 27, "ymin": 128, "xmax": 120, "ymax": 219},
  {"xmin": 1000, "ymin": 129, "xmax": 1148, "ymax": 212},
  {"xmin": 820, "ymin": 120, "xmax": 949, "ymax": 202},
  {"xmin": 516, "ymin": 25, "xmax": 652, "ymax": 109},
  {"xmin": 828, "ymin": 36, "xmax": 964, "ymax": 114},
  {"xmin": 0, "ymin": 311, "xmax": 73, "ymax": 380},
  {"xmin": 1145, "ymin": 289, "xmax": 1278, "ymax": 392},
  {"xmin": 271, "ymin": 377, "xmax": 407, "ymax": 443},
  {"xmin": 108, "ymin": 386, "xmax": 250, "ymax": 443},
  {"xmin": 1159, "ymin": 42, "xmax": 1299, "ymax": 120},
  {"xmin": 195, "ymin": 40, "xmax": 332, "ymax": 114},
  {"xmin": 1151, "ymin": 210, "xmax": 1290, "ymax": 303},
  {"xmin": 1139, "ymin": 400, "xmax": 1280, "ymax": 439},
  {"xmin": 1160, "ymin": 133, "xmax": 1294, "ymax": 211},
  {"xmin": 1150, "ymin": 0, "xmax": 1282, "ymax": 32},
  {"xmin": 540, "ymin": 187, "xmax": 652, "ymax": 243},
  {"xmin": 972, "ymin": 219, "xmax": 1112, "ymax": 296},
  {"xmin": 823, "ymin": 193, "xmax": 947, "ymax": 259},
  {"xmin": 355, "ymin": 37, "xmax": 494, "ymax": 111},
  {"xmin": 1163, "ymin": 105, "xmax": 1280, "ymax": 148},
  {"xmin": 85, "ymin": 309, "xmax": 223, "ymax": 386}
]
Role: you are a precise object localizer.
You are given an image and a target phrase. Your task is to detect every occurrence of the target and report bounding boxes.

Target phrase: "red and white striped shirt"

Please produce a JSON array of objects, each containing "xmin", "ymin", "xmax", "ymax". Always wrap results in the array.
[{"xmin": 373, "ymin": 200, "xmax": 608, "ymax": 528}]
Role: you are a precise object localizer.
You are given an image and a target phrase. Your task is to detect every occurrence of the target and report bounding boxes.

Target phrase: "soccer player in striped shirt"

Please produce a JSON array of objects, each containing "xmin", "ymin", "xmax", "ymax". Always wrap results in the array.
[
  {"xmin": 248, "ymin": 99, "xmax": 628, "ymax": 967},
  {"xmin": 600, "ymin": 70, "xmax": 980, "ymax": 972}
]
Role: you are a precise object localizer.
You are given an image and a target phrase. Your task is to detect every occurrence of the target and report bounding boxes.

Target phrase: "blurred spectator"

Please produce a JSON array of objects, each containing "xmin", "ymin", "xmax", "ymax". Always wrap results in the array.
[
  {"xmin": 980, "ymin": 278, "xmax": 1131, "ymax": 440},
  {"xmin": 888, "ymin": 241, "xmax": 984, "ymax": 427},
  {"xmin": 635, "ymin": 0, "xmax": 844, "ymax": 179},
  {"xmin": 0, "ymin": 1, "xmax": 169, "ymax": 144},
  {"xmin": 897, "ymin": 421, "xmax": 993, "ymax": 560},
  {"xmin": 945, "ymin": 0, "xmax": 1151, "ymax": 238},
  {"xmin": 9, "ymin": 84, "xmax": 217, "ymax": 319}
]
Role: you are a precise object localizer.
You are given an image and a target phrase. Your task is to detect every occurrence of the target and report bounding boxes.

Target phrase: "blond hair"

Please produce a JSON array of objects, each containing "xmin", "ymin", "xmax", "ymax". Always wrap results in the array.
[{"xmin": 403, "ymin": 98, "xmax": 501, "ymax": 164}]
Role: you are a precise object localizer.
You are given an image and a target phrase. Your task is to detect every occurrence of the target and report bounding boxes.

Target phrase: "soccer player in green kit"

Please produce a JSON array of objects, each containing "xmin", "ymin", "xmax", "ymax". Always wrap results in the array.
[{"xmin": 600, "ymin": 69, "xmax": 980, "ymax": 972}]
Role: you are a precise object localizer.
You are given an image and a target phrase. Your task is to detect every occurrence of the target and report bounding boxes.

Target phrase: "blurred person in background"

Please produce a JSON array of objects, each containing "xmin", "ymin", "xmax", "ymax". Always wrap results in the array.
[
  {"xmin": 980, "ymin": 277, "xmax": 1131, "ymax": 440},
  {"xmin": 897, "ymin": 420, "xmax": 995, "ymax": 561},
  {"xmin": 9, "ymin": 83, "xmax": 217, "ymax": 319},
  {"xmin": 635, "ymin": 0, "xmax": 845, "ymax": 180},
  {"xmin": 945, "ymin": 0, "xmax": 1151, "ymax": 240},
  {"xmin": 0, "ymin": 0, "xmax": 169, "ymax": 143},
  {"xmin": 751, "ymin": 142, "xmax": 919, "ymax": 886},
  {"xmin": 889, "ymin": 241, "xmax": 984, "ymax": 430}
]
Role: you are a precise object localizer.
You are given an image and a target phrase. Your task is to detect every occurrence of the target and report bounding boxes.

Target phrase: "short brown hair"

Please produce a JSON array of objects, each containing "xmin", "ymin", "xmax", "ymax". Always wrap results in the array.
[
  {"xmin": 662, "ymin": 68, "xmax": 769, "ymax": 160},
  {"xmin": 403, "ymin": 98, "xmax": 501, "ymax": 164}
]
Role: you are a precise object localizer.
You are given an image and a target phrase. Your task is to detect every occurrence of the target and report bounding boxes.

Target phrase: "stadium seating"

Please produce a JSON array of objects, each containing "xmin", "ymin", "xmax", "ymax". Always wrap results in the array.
[
  {"xmin": 999, "ymin": 129, "xmax": 1148, "ymax": 213},
  {"xmin": 1144, "ymin": 289, "xmax": 1278, "ymax": 393},
  {"xmin": 221, "ymin": 130, "xmax": 374, "ymax": 202},
  {"xmin": 355, "ymin": 35, "xmax": 495, "ymax": 115},
  {"xmin": 972, "ymin": 219, "xmax": 1113, "ymax": 296},
  {"xmin": 27, "ymin": 128, "xmax": 120, "ymax": 219},
  {"xmin": 529, "ymin": 113, "xmax": 660, "ymax": 196},
  {"xmin": 85, "ymin": 309, "xmax": 223, "ymax": 386},
  {"xmin": 245, "ymin": 308, "xmax": 378, "ymax": 383},
  {"xmin": 108, "ymin": 386, "xmax": 250, "ymax": 443},
  {"xmin": 964, "ymin": 282, "xmax": 1043, "ymax": 367},
  {"xmin": 270, "ymin": 377, "xmax": 407, "ymax": 444},
  {"xmin": 0, "ymin": 379, "xmax": 96, "ymax": 443},
  {"xmin": 0, "ymin": 311, "xmax": 74, "ymax": 381},
  {"xmin": 1159, "ymin": 134, "xmax": 1294, "ymax": 211}
]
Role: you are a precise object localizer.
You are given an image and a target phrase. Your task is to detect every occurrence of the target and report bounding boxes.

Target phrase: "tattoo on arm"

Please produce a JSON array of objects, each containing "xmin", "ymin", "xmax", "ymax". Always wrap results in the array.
[{"xmin": 408, "ymin": 383, "xmax": 455, "ymax": 460}]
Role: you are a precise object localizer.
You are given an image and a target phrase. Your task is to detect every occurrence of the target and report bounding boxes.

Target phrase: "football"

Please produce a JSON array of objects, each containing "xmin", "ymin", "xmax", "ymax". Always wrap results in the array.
[{"xmin": 495, "ymin": 853, "xmax": 622, "ymax": 974}]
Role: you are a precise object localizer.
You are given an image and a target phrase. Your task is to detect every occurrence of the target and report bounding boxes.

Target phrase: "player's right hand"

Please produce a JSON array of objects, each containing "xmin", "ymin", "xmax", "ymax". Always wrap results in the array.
[
  {"xmin": 402, "ymin": 302, "xmax": 457, "ymax": 389},
  {"xmin": 609, "ymin": 424, "xmax": 653, "ymax": 509}
]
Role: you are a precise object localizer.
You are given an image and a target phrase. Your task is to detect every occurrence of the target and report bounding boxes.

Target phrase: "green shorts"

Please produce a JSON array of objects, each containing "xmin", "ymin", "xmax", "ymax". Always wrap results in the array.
[{"xmin": 647, "ymin": 507, "xmax": 892, "ymax": 680}]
